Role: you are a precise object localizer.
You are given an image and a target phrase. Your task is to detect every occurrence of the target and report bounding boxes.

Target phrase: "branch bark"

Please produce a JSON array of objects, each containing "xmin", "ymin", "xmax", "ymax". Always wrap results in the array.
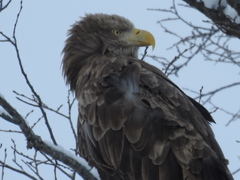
[{"xmin": 182, "ymin": 0, "xmax": 240, "ymax": 38}]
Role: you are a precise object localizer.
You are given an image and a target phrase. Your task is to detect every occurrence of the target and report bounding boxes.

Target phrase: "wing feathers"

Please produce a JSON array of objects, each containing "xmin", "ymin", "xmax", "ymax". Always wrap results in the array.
[{"xmin": 77, "ymin": 57, "xmax": 233, "ymax": 179}]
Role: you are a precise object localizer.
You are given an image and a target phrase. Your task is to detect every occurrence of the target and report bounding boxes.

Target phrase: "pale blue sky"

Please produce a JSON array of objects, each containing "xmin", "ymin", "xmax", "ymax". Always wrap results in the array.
[{"xmin": 0, "ymin": 0, "xmax": 240, "ymax": 179}]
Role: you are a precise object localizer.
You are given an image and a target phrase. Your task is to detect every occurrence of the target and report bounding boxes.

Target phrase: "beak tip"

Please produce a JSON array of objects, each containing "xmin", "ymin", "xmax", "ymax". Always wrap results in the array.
[{"xmin": 151, "ymin": 44, "xmax": 155, "ymax": 51}]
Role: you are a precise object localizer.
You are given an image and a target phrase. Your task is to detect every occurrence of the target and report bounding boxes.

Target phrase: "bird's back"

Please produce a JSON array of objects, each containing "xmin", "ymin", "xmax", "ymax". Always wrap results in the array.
[{"xmin": 77, "ymin": 56, "xmax": 233, "ymax": 180}]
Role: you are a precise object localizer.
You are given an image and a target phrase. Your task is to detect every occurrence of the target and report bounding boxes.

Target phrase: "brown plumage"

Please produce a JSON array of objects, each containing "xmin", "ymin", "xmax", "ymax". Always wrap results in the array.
[{"xmin": 62, "ymin": 13, "xmax": 233, "ymax": 180}]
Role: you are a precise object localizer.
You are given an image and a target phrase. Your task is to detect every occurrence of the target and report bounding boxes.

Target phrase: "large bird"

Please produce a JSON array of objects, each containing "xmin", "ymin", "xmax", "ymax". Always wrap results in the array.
[{"xmin": 62, "ymin": 14, "xmax": 233, "ymax": 180}]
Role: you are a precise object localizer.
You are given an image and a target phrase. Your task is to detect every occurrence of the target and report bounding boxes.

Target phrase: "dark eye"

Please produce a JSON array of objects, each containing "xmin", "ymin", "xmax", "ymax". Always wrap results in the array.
[{"xmin": 112, "ymin": 29, "xmax": 122, "ymax": 36}]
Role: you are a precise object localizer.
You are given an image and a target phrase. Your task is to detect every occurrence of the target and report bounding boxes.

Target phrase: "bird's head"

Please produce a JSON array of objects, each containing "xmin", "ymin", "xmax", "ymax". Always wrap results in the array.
[
  {"xmin": 81, "ymin": 14, "xmax": 155, "ymax": 56},
  {"xmin": 62, "ymin": 13, "xmax": 155, "ymax": 90}
]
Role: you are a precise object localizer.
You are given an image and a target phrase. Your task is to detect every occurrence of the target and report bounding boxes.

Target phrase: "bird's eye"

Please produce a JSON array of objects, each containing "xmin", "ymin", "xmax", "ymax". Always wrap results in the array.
[{"xmin": 112, "ymin": 29, "xmax": 122, "ymax": 36}]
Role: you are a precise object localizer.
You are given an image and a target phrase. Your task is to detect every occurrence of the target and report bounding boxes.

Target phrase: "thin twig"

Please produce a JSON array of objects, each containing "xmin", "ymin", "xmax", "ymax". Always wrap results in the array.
[
  {"xmin": 0, "ymin": 31, "xmax": 15, "ymax": 45},
  {"xmin": 141, "ymin": 46, "xmax": 149, "ymax": 60},
  {"xmin": 67, "ymin": 90, "xmax": 77, "ymax": 141},
  {"xmin": 1, "ymin": 149, "xmax": 7, "ymax": 180},
  {"xmin": 232, "ymin": 167, "xmax": 240, "ymax": 175},
  {"xmin": 0, "ymin": 0, "xmax": 12, "ymax": 12},
  {"xmin": 0, "ymin": 161, "xmax": 37, "ymax": 180},
  {"xmin": 195, "ymin": 82, "xmax": 240, "ymax": 100},
  {"xmin": 0, "ymin": 129, "xmax": 22, "ymax": 133},
  {"xmin": 40, "ymin": 152, "xmax": 72, "ymax": 179},
  {"xmin": 54, "ymin": 160, "xmax": 58, "ymax": 180},
  {"xmin": 33, "ymin": 151, "xmax": 40, "ymax": 178},
  {"xmin": 25, "ymin": 110, "xmax": 34, "ymax": 119},
  {"xmin": 13, "ymin": 91, "xmax": 69, "ymax": 119},
  {"xmin": 198, "ymin": 86, "xmax": 203, "ymax": 103},
  {"xmin": 22, "ymin": 160, "xmax": 44, "ymax": 180},
  {"xmin": 164, "ymin": 46, "xmax": 194, "ymax": 75},
  {"xmin": 30, "ymin": 116, "xmax": 43, "ymax": 130}
]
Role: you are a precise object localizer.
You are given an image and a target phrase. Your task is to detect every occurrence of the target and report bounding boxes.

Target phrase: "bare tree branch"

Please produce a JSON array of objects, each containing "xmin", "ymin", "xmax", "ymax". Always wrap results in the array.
[
  {"xmin": 13, "ymin": 91, "xmax": 70, "ymax": 119},
  {"xmin": 182, "ymin": 0, "xmax": 240, "ymax": 38},
  {"xmin": 1, "ymin": 149, "xmax": 7, "ymax": 180},
  {"xmin": 0, "ymin": 0, "xmax": 12, "ymax": 12},
  {"xmin": 164, "ymin": 45, "xmax": 194, "ymax": 76},
  {"xmin": 232, "ymin": 167, "xmax": 240, "ymax": 176},
  {"xmin": 67, "ymin": 90, "xmax": 77, "ymax": 143},
  {"xmin": 0, "ymin": 129, "xmax": 22, "ymax": 133},
  {"xmin": 141, "ymin": 46, "xmax": 149, "ymax": 60},
  {"xmin": 194, "ymin": 82, "xmax": 240, "ymax": 104},
  {"xmin": 0, "ymin": 96, "xmax": 97, "ymax": 180},
  {"xmin": 4, "ymin": 0, "xmax": 58, "ymax": 145},
  {"xmin": 0, "ymin": 161, "xmax": 37, "ymax": 180}
]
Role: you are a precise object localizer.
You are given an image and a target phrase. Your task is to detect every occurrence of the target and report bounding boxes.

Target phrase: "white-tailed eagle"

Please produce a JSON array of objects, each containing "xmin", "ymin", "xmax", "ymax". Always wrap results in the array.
[{"xmin": 62, "ymin": 13, "xmax": 233, "ymax": 180}]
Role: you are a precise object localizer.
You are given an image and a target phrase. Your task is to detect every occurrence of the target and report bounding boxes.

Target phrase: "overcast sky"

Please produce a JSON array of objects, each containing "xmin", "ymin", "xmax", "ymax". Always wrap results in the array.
[{"xmin": 0, "ymin": 0, "xmax": 240, "ymax": 179}]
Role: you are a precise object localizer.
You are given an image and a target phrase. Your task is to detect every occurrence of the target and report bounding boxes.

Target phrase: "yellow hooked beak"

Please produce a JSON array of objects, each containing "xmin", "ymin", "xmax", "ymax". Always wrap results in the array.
[{"xmin": 126, "ymin": 29, "xmax": 155, "ymax": 50}]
